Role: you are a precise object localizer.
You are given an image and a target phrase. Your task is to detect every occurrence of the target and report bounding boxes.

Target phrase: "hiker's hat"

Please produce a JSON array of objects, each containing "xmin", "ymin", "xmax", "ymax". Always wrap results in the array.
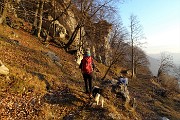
[{"xmin": 85, "ymin": 48, "xmax": 90, "ymax": 54}]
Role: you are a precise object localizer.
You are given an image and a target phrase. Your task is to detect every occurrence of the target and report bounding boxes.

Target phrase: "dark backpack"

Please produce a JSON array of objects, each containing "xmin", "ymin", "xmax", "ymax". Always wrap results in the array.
[{"xmin": 81, "ymin": 56, "xmax": 93, "ymax": 74}]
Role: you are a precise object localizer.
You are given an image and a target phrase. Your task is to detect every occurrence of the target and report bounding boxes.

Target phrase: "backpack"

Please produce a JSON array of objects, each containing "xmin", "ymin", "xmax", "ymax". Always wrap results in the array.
[{"xmin": 81, "ymin": 56, "xmax": 93, "ymax": 74}]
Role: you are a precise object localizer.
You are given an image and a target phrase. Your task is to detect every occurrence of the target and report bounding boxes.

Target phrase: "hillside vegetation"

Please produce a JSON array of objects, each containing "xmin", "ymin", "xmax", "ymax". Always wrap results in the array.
[
  {"xmin": 0, "ymin": 24, "xmax": 180, "ymax": 120},
  {"xmin": 0, "ymin": 0, "xmax": 180, "ymax": 119}
]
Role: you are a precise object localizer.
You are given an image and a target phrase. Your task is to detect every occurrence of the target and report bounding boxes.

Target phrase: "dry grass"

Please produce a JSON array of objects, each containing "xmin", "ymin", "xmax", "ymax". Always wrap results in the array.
[{"xmin": 0, "ymin": 24, "xmax": 180, "ymax": 119}]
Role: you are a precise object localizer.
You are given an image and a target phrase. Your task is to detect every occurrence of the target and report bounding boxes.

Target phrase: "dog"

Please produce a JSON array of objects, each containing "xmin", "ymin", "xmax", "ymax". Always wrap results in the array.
[{"xmin": 92, "ymin": 86, "xmax": 105, "ymax": 108}]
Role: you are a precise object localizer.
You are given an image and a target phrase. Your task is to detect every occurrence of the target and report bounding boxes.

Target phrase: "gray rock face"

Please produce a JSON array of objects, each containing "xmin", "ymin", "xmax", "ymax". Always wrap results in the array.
[{"xmin": 46, "ymin": 51, "xmax": 60, "ymax": 62}]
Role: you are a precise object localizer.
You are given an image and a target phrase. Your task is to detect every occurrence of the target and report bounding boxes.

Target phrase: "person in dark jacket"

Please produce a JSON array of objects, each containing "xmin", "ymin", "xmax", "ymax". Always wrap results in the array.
[{"xmin": 79, "ymin": 48, "xmax": 95, "ymax": 98}]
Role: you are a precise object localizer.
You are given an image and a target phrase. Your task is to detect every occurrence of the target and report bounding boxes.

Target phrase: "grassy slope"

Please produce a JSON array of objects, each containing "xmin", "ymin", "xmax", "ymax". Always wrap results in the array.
[{"xmin": 0, "ymin": 24, "xmax": 180, "ymax": 120}]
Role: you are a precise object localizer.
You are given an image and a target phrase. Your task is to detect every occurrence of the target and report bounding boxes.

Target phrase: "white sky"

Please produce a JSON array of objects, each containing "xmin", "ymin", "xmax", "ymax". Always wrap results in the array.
[{"xmin": 118, "ymin": 0, "xmax": 180, "ymax": 54}]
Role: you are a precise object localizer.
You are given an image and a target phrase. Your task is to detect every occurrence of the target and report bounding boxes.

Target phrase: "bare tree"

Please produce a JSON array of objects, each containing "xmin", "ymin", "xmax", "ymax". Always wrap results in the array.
[
  {"xmin": 159, "ymin": 73, "xmax": 179, "ymax": 92},
  {"xmin": 37, "ymin": 0, "xmax": 44, "ymax": 37},
  {"xmin": 102, "ymin": 23, "xmax": 128, "ymax": 80},
  {"xmin": 0, "ymin": 0, "xmax": 9, "ymax": 24},
  {"xmin": 157, "ymin": 53, "xmax": 174, "ymax": 77},
  {"xmin": 129, "ymin": 14, "xmax": 145, "ymax": 79},
  {"xmin": 64, "ymin": 0, "xmax": 118, "ymax": 50},
  {"xmin": 31, "ymin": 0, "xmax": 44, "ymax": 37},
  {"xmin": 32, "ymin": 1, "xmax": 40, "ymax": 35},
  {"xmin": 133, "ymin": 46, "xmax": 150, "ymax": 75}
]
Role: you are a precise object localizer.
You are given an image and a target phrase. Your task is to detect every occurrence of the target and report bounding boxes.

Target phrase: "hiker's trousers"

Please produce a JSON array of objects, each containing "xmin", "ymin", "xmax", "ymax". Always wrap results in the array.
[{"xmin": 82, "ymin": 73, "xmax": 93, "ymax": 94}]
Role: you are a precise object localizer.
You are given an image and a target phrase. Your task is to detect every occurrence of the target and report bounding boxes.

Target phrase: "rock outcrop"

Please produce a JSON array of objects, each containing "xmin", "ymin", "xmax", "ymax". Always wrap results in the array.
[{"xmin": 0, "ymin": 60, "xmax": 9, "ymax": 75}]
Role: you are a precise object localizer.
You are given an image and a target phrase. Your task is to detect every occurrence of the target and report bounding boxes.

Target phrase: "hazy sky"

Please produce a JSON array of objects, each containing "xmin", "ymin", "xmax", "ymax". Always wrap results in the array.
[{"xmin": 118, "ymin": 0, "xmax": 180, "ymax": 54}]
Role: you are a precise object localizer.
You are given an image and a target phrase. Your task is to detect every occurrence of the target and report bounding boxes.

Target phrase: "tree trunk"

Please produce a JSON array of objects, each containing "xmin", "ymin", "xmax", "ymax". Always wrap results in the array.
[
  {"xmin": 130, "ymin": 17, "xmax": 135, "ymax": 79},
  {"xmin": 32, "ymin": 1, "xmax": 39, "ymax": 34},
  {"xmin": 64, "ymin": 23, "xmax": 82, "ymax": 50},
  {"xmin": 102, "ymin": 55, "xmax": 120, "ymax": 80},
  {"xmin": 0, "ymin": 0, "xmax": 8, "ymax": 24},
  {"xmin": 0, "ymin": 0, "xmax": 3, "ymax": 14},
  {"xmin": 37, "ymin": 1, "xmax": 44, "ymax": 38},
  {"xmin": 102, "ymin": 63, "xmax": 113, "ymax": 80}
]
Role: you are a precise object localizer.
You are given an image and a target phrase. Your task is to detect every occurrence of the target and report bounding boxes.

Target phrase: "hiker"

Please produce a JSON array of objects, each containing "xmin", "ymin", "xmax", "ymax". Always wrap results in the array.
[
  {"xmin": 117, "ymin": 75, "xmax": 128, "ymax": 86},
  {"xmin": 117, "ymin": 76, "xmax": 123, "ymax": 85},
  {"xmin": 79, "ymin": 48, "xmax": 95, "ymax": 98}
]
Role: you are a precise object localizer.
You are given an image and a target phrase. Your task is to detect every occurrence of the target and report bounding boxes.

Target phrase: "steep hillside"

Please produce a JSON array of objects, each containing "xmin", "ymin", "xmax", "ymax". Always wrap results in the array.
[
  {"xmin": 0, "ymin": 25, "xmax": 180, "ymax": 120},
  {"xmin": 0, "ymin": 24, "xmax": 134, "ymax": 119}
]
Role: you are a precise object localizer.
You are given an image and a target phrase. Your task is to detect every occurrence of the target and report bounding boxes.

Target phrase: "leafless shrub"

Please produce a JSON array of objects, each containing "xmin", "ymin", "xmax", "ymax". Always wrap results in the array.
[{"xmin": 159, "ymin": 73, "xmax": 179, "ymax": 93}]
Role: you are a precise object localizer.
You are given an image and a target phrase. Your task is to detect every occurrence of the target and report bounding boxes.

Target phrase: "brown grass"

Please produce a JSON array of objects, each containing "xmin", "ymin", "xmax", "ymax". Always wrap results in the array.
[{"xmin": 0, "ymin": 23, "xmax": 180, "ymax": 119}]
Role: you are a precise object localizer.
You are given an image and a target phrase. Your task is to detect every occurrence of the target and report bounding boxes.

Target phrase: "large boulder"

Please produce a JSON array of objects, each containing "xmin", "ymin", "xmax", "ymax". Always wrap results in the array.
[{"xmin": 48, "ymin": 20, "xmax": 67, "ymax": 39}]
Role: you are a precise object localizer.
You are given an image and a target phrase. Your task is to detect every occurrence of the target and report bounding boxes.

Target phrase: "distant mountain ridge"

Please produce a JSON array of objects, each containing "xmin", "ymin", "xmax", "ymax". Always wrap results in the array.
[
  {"xmin": 148, "ymin": 52, "xmax": 180, "ymax": 65},
  {"xmin": 148, "ymin": 52, "xmax": 180, "ymax": 76}
]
